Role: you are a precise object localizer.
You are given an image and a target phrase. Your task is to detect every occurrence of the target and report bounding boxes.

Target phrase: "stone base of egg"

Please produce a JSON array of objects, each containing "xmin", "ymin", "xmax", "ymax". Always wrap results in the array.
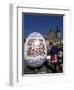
[{"xmin": 25, "ymin": 58, "xmax": 46, "ymax": 68}]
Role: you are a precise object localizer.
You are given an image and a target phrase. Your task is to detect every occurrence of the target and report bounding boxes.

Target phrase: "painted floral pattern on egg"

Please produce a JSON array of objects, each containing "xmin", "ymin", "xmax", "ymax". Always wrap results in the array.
[{"xmin": 24, "ymin": 32, "xmax": 47, "ymax": 67}]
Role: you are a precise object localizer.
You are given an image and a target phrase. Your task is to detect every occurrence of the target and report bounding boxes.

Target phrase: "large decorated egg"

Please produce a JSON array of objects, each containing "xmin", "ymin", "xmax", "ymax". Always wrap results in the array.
[{"xmin": 24, "ymin": 32, "xmax": 47, "ymax": 67}]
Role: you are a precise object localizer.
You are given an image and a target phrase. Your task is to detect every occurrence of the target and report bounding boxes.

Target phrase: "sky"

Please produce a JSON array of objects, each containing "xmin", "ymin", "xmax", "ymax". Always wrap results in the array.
[{"xmin": 23, "ymin": 14, "xmax": 63, "ymax": 39}]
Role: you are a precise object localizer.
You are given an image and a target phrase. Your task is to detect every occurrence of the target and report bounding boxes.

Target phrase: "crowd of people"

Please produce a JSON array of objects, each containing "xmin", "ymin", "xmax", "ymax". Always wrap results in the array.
[{"xmin": 45, "ymin": 42, "xmax": 63, "ymax": 73}]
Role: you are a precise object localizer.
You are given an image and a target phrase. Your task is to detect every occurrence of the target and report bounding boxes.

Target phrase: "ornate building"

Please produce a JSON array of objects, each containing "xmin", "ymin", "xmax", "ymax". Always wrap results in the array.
[
  {"xmin": 44, "ymin": 27, "xmax": 62, "ymax": 51},
  {"xmin": 49, "ymin": 28, "xmax": 61, "ymax": 45}
]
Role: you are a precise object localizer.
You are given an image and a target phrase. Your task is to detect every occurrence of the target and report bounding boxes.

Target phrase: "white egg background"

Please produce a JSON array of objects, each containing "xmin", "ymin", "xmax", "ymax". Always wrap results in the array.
[{"xmin": 24, "ymin": 32, "xmax": 47, "ymax": 67}]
